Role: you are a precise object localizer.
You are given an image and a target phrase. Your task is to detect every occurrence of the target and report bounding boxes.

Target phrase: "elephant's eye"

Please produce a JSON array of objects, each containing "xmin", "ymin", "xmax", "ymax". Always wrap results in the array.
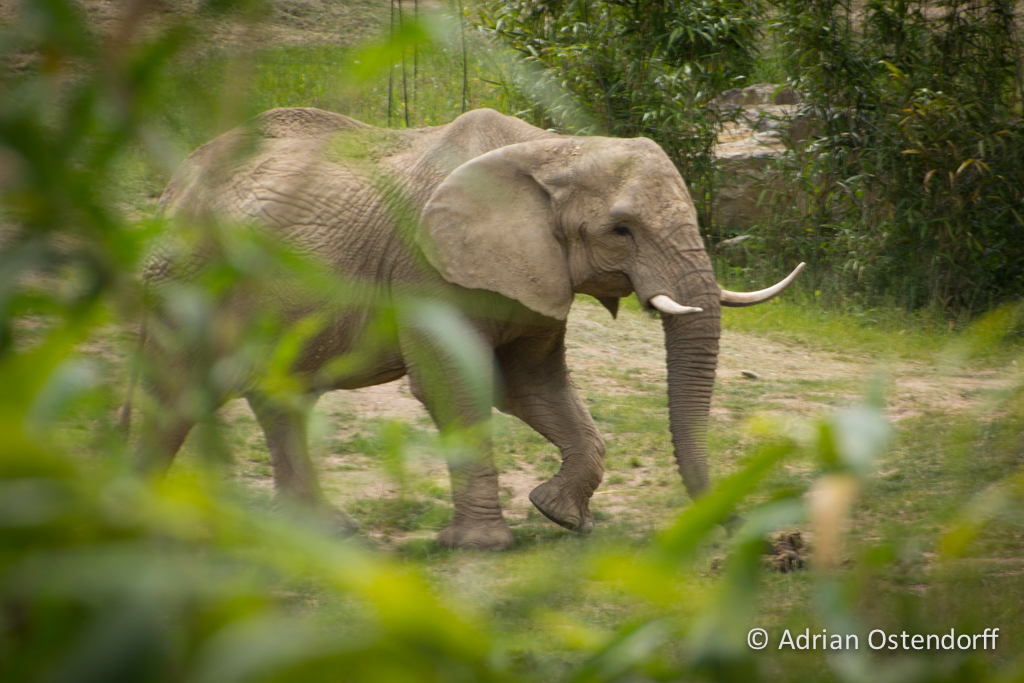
[{"xmin": 612, "ymin": 225, "xmax": 632, "ymax": 237}]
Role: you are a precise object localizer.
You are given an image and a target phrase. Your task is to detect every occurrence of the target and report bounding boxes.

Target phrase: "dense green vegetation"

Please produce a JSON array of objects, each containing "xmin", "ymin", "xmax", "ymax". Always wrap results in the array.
[
  {"xmin": 479, "ymin": 0, "xmax": 1024, "ymax": 316},
  {"xmin": 751, "ymin": 0, "xmax": 1024, "ymax": 314},
  {"xmin": 1, "ymin": 0, "xmax": 1023, "ymax": 682}
]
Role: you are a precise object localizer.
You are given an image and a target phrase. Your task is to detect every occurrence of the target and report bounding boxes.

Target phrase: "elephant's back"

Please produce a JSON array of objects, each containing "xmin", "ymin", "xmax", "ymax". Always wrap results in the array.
[
  {"xmin": 148, "ymin": 109, "xmax": 411, "ymax": 283},
  {"xmin": 387, "ymin": 109, "xmax": 557, "ymax": 194},
  {"xmin": 253, "ymin": 107, "xmax": 372, "ymax": 138},
  {"xmin": 159, "ymin": 108, "xmax": 376, "ymax": 213}
]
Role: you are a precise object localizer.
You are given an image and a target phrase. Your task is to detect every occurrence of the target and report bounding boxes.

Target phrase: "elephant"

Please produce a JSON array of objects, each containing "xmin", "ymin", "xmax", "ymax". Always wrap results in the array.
[{"xmin": 129, "ymin": 106, "xmax": 803, "ymax": 549}]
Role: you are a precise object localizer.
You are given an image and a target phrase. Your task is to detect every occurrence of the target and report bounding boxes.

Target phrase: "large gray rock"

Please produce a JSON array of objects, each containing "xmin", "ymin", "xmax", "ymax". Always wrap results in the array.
[
  {"xmin": 710, "ymin": 84, "xmax": 814, "ymax": 234},
  {"xmin": 715, "ymin": 84, "xmax": 803, "ymax": 107}
]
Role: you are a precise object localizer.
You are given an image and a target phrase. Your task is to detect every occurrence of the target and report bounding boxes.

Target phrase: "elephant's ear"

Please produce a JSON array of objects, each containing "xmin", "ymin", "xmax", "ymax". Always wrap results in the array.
[{"xmin": 419, "ymin": 144, "xmax": 573, "ymax": 320}]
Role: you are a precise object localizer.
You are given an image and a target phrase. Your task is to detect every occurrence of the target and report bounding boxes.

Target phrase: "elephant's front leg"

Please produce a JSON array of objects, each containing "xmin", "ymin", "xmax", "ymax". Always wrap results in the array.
[
  {"xmin": 405, "ymin": 357, "xmax": 513, "ymax": 551},
  {"xmin": 437, "ymin": 431, "xmax": 512, "ymax": 550},
  {"xmin": 497, "ymin": 330, "xmax": 605, "ymax": 533}
]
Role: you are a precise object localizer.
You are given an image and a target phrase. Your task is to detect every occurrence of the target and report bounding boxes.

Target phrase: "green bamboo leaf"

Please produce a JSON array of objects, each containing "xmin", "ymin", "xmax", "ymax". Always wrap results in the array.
[{"xmin": 656, "ymin": 438, "xmax": 794, "ymax": 563}]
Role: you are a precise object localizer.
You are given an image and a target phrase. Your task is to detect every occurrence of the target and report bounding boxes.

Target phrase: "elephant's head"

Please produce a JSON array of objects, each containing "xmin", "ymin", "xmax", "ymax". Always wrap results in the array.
[{"xmin": 420, "ymin": 136, "xmax": 802, "ymax": 499}]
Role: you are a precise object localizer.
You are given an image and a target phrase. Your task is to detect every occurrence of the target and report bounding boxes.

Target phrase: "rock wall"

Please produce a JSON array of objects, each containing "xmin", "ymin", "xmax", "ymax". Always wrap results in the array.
[{"xmin": 710, "ymin": 84, "xmax": 813, "ymax": 236}]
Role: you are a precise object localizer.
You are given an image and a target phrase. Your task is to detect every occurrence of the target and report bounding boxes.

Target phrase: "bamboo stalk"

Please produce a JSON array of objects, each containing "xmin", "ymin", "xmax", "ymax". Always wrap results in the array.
[
  {"xmin": 458, "ymin": 0, "xmax": 468, "ymax": 112},
  {"xmin": 414, "ymin": 0, "xmax": 419, "ymax": 108},
  {"xmin": 399, "ymin": 0, "xmax": 409, "ymax": 127},
  {"xmin": 387, "ymin": 0, "xmax": 394, "ymax": 127}
]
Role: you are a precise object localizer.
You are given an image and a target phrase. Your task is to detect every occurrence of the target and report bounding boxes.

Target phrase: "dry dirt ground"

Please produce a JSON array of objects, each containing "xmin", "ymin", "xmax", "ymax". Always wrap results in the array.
[{"xmin": 213, "ymin": 297, "xmax": 1016, "ymax": 547}]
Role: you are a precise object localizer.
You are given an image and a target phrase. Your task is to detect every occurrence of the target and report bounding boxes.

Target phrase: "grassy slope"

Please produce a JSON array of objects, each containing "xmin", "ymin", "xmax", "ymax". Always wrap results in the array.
[{"xmin": 94, "ymin": 2, "xmax": 1024, "ymax": 678}]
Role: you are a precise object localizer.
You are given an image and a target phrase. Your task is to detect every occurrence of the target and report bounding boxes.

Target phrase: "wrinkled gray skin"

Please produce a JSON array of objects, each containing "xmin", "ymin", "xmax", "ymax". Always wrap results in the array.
[{"xmin": 138, "ymin": 107, "xmax": 730, "ymax": 550}]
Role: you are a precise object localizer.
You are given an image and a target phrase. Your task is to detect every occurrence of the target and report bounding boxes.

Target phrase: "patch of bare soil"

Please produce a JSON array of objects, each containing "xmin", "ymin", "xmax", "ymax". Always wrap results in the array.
[
  {"xmin": 498, "ymin": 466, "xmax": 542, "ymax": 523},
  {"xmin": 566, "ymin": 298, "xmax": 1014, "ymax": 421},
  {"xmin": 321, "ymin": 378, "xmax": 429, "ymax": 423},
  {"xmin": 564, "ymin": 298, "xmax": 870, "ymax": 410}
]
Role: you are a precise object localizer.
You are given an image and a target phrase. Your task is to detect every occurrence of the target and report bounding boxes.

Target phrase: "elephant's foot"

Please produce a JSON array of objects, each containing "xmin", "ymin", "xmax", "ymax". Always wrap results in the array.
[
  {"xmin": 529, "ymin": 478, "xmax": 594, "ymax": 533},
  {"xmin": 437, "ymin": 517, "xmax": 513, "ymax": 550},
  {"xmin": 324, "ymin": 506, "xmax": 360, "ymax": 537}
]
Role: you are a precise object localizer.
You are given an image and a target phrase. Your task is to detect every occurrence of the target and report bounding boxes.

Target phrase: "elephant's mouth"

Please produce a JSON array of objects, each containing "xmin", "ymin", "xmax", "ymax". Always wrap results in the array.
[{"xmin": 575, "ymin": 271, "xmax": 634, "ymax": 299}]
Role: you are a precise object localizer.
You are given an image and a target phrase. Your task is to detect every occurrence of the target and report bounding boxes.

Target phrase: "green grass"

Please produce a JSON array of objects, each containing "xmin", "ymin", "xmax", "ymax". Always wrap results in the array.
[
  {"xmin": 714, "ymin": 295, "xmax": 1023, "ymax": 369},
  {"xmin": 620, "ymin": 286, "xmax": 974, "ymax": 365},
  {"xmin": 350, "ymin": 495, "xmax": 452, "ymax": 532},
  {"xmin": 154, "ymin": 19, "xmax": 515, "ymax": 152},
  {"xmin": 722, "ymin": 296, "xmax": 957, "ymax": 361},
  {"xmin": 247, "ymin": 38, "xmax": 517, "ymax": 128}
]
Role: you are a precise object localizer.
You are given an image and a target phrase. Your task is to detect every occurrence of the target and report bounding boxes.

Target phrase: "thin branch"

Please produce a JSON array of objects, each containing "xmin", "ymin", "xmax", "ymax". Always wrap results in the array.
[
  {"xmin": 414, "ymin": 0, "xmax": 419, "ymax": 108},
  {"xmin": 388, "ymin": 0, "xmax": 394, "ymax": 127},
  {"xmin": 459, "ymin": 0, "xmax": 468, "ymax": 112},
  {"xmin": 999, "ymin": 2, "xmax": 1024, "ymax": 110},
  {"xmin": 399, "ymin": 0, "xmax": 410, "ymax": 127}
]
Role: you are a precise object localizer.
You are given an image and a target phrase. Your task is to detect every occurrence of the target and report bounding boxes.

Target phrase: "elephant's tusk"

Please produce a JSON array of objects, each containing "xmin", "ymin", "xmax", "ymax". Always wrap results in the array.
[
  {"xmin": 719, "ymin": 262, "xmax": 806, "ymax": 307},
  {"xmin": 650, "ymin": 295, "xmax": 703, "ymax": 316}
]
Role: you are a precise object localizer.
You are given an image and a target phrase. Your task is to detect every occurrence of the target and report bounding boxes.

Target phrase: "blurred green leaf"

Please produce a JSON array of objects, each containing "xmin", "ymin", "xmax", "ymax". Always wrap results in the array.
[{"xmin": 656, "ymin": 438, "xmax": 794, "ymax": 564}]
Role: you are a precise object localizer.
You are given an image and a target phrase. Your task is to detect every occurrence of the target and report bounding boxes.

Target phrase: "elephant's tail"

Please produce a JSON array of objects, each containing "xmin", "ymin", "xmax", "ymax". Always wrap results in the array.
[{"xmin": 118, "ymin": 312, "xmax": 147, "ymax": 438}]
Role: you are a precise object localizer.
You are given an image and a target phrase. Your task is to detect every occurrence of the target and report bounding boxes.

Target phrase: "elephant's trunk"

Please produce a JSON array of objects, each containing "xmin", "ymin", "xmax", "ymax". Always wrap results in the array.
[{"xmin": 661, "ymin": 297, "xmax": 720, "ymax": 499}]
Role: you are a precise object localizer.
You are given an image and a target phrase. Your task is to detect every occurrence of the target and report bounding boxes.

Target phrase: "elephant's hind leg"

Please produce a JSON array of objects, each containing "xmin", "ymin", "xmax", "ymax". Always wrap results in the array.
[
  {"xmin": 135, "ymin": 411, "xmax": 197, "ymax": 475},
  {"xmin": 133, "ymin": 374, "xmax": 207, "ymax": 475},
  {"xmin": 497, "ymin": 331, "xmax": 605, "ymax": 534},
  {"xmin": 247, "ymin": 393, "xmax": 358, "ymax": 536}
]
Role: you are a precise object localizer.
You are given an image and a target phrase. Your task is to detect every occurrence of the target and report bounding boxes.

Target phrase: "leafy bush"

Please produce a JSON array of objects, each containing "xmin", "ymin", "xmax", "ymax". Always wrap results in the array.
[{"xmin": 750, "ymin": 0, "xmax": 1024, "ymax": 313}]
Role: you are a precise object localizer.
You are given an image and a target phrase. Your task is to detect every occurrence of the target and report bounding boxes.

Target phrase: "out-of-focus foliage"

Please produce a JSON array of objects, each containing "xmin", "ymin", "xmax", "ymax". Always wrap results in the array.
[
  {"xmin": 747, "ymin": 0, "xmax": 1024, "ymax": 314},
  {"xmin": 474, "ymin": 0, "xmax": 763, "ymax": 223},
  {"xmin": 1, "ymin": 1, "xmax": 1023, "ymax": 682},
  {"xmin": 0, "ymin": 1, "xmax": 501, "ymax": 680}
]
